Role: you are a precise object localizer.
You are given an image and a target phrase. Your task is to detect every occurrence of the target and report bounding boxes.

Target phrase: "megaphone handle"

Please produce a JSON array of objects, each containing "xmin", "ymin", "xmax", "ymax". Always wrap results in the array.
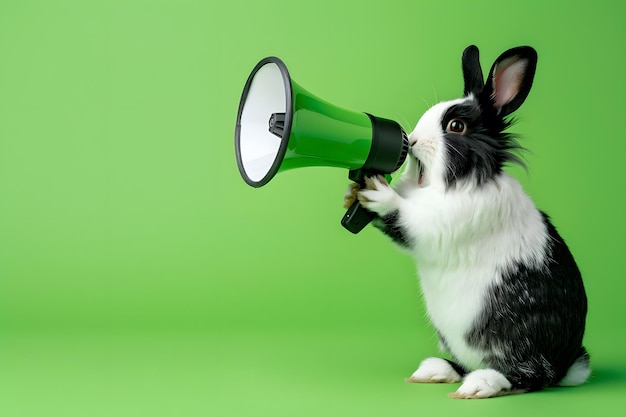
[
  {"xmin": 341, "ymin": 200, "xmax": 376, "ymax": 234},
  {"xmin": 341, "ymin": 168, "xmax": 379, "ymax": 234}
]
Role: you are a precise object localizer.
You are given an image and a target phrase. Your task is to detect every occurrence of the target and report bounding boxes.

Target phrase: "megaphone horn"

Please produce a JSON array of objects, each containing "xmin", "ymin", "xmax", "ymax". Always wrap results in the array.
[{"xmin": 234, "ymin": 57, "xmax": 408, "ymax": 234}]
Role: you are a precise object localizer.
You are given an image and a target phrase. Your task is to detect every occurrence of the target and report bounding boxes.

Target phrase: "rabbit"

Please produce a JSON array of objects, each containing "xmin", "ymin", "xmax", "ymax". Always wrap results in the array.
[{"xmin": 345, "ymin": 45, "xmax": 589, "ymax": 398}]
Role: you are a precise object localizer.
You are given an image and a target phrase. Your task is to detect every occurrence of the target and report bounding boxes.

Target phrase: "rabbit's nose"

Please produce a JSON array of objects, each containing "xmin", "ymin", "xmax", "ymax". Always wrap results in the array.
[{"xmin": 408, "ymin": 133, "xmax": 418, "ymax": 146}]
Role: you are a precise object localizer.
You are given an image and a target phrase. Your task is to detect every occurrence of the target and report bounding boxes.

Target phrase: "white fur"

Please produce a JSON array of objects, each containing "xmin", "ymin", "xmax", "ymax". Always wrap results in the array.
[
  {"xmin": 358, "ymin": 176, "xmax": 399, "ymax": 217},
  {"xmin": 406, "ymin": 98, "xmax": 469, "ymax": 189},
  {"xmin": 360, "ymin": 98, "xmax": 549, "ymax": 373},
  {"xmin": 407, "ymin": 357, "xmax": 462, "ymax": 383},
  {"xmin": 452, "ymin": 369, "xmax": 513, "ymax": 399},
  {"xmin": 558, "ymin": 356, "xmax": 591, "ymax": 386}
]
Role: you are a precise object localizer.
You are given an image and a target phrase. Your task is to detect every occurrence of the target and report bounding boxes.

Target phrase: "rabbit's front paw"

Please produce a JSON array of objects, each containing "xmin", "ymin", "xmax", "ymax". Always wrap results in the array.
[{"xmin": 358, "ymin": 175, "xmax": 398, "ymax": 216}]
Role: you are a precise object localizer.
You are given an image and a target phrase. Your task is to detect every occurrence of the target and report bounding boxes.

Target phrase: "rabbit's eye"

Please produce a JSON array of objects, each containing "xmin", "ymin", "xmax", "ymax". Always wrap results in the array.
[{"xmin": 446, "ymin": 119, "xmax": 466, "ymax": 134}]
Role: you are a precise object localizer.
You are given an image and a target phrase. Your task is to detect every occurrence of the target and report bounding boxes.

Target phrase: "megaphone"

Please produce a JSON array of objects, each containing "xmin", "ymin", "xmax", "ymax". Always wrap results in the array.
[{"xmin": 234, "ymin": 57, "xmax": 408, "ymax": 234}]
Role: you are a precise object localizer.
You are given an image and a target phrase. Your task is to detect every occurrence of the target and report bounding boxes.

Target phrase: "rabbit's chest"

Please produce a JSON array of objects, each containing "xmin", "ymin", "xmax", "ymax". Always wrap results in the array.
[{"xmin": 418, "ymin": 264, "xmax": 498, "ymax": 369}]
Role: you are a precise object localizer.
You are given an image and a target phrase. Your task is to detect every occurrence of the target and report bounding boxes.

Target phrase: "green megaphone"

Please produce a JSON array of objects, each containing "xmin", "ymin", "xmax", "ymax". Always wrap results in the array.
[{"xmin": 234, "ymin": 57, "xmax": 408, "ymax": 234}]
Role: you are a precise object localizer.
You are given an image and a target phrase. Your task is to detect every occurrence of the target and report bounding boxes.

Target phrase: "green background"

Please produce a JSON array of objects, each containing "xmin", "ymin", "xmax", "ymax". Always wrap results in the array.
[{"xmin": 1, "ymin": 0, "xmax": 625, "ymax": 415}]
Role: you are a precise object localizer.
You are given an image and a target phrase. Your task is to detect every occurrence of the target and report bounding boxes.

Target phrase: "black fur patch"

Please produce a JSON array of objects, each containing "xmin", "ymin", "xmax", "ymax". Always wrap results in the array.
[
  {"xmin": 445, "ymin": 359, "xmax": 468, "ymax": 378},
  {"xmin": 465, "ymin": 213, "xmax": 587, "ymax": 391},
  {"xmin": 462, "ymin": 45, "xmax": 484, "ymax": 97},
  {"xmin": 372, "ymin": 210, "xmax": 412, "ymax": 249},
  {"xmin": 440, "ymin": 100, "xmax": 525, "ymax": 188}
]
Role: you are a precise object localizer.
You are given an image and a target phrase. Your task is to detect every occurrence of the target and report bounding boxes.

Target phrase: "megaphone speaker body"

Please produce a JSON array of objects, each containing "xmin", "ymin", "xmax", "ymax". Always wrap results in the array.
[
  {"xmin": 281, "ymin": 85, "xmax": 373, "ymax": 173},
  {"xmin": 235, "ymin": 57, "xmax": 408, "ymax": 233}
]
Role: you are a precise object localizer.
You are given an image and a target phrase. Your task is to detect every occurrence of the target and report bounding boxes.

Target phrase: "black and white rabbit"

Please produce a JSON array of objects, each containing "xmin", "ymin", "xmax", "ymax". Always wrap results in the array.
[{"xmin": 346, "ymin": 45, "xmax": 589, "ymax": 398}]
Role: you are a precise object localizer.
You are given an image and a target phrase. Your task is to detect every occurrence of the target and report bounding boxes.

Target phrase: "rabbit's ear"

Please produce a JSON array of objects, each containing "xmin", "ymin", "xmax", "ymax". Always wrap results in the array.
[
  {"xmin": 483, "ymin": 46, "xmax": 537, "ymax": 117},
  {"xmin": 462, "ymin": 45, "xmax": 484, "ymax": 98}
]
